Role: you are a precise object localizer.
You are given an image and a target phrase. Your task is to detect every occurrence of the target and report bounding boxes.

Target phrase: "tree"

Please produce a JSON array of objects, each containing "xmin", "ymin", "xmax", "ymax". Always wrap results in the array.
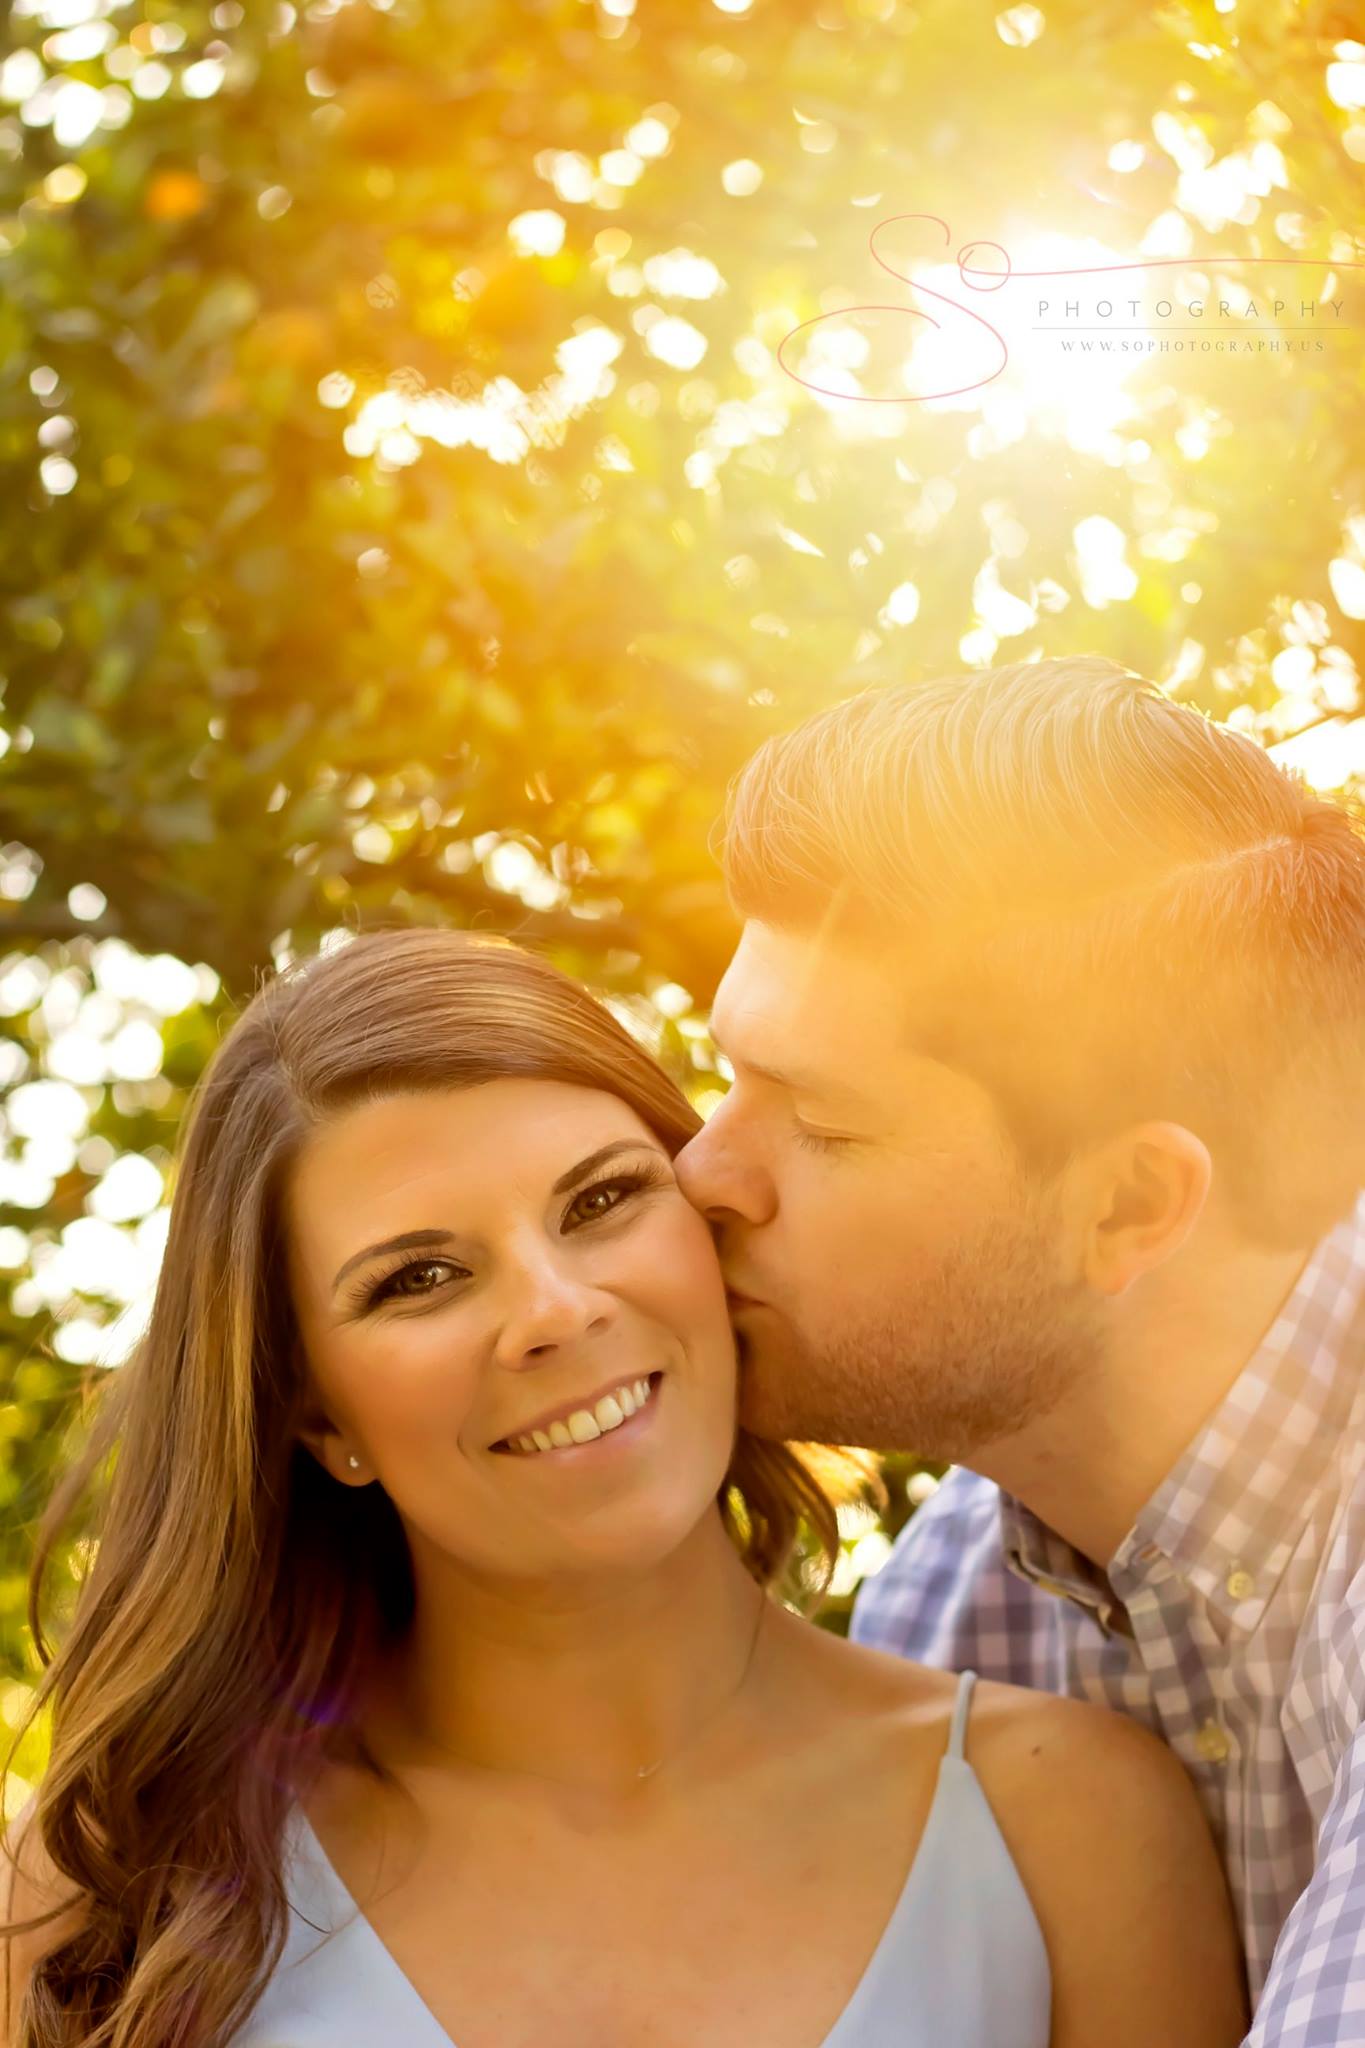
[{"xmin": 0, "ymin": 0, "xmax": 1361, "ymax": 1753}]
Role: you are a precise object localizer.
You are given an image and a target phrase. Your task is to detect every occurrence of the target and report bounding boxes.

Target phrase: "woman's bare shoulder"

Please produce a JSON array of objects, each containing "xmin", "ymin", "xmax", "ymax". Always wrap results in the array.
[
  {"xmin": 2, "ymin": 1799, "xmax": 90, "ymax": 2046},
  {"xmin": 960, "ymin": 1681, "xmax": 1248, "ymax": 2048},
  {"xmin": 801, "ymin": 1630, "xmax": 1169, "ymax": 1772},
  {"xmin": 773, "ymin": 1609, "xmax": 966, "ymax": 1726},
  {"xmin": 3, "ymin": 1795, "xmax": 88, "ymax": 1933},
  {"xmin": 961, "ymin": 1672, "xmax": 1195, "ymax": 1788}
]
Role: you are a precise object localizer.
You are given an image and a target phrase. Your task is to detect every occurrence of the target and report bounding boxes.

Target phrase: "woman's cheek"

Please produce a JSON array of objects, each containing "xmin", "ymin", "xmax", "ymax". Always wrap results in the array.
[
  {"xmin": 647, "ymin": 1201, "xmax": 733, "ymax": 1327},
  {"xmin": 360, "ymin": 1319, "xmax": 481, "ymax": 1433}
]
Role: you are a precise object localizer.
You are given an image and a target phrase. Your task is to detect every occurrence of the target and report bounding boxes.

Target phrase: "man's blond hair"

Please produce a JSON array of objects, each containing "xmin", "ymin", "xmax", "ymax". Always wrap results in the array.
[{"xmin": 721, "ymin": 656, "xmax": 1365, "ymax": 1246}]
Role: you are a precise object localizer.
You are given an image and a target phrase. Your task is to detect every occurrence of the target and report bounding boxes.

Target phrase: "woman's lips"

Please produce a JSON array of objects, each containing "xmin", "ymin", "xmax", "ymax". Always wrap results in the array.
[
  {"xmin": 490, "ymin": 1367, "xmax": 655, "ymax": 1448},
  {"xmin": 493, "ymin": 1376, "xmax": 663, "ymax": 1458}
]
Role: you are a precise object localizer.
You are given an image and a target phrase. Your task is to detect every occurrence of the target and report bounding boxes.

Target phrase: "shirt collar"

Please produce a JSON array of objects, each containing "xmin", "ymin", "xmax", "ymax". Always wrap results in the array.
[
  {"xmin": 1002, "ymin": 1497, "xmax": 1130, "ymax": 1635},
  {"xmin": 1003, "ymin": 1187, "xmax": 1365, "ymax": 1634}
]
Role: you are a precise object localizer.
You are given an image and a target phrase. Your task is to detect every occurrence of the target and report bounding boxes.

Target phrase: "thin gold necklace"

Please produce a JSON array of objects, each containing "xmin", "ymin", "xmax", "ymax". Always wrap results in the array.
[{"xmin": 410, "ymin": 1584, "xmax": 770, "ymax": 1794}]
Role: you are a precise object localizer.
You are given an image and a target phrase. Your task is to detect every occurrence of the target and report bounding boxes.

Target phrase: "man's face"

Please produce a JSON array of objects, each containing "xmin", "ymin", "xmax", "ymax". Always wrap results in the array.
[{"xmin": 673, "ymin": 920, "xmax": 1105, "ymax": 1458}]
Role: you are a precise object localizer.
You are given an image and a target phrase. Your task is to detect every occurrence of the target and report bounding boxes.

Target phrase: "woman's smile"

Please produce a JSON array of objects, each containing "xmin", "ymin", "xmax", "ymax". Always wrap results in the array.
[{"xmin": 492, "ymin": 1370, "xmax": 665, "ymax": 1462}]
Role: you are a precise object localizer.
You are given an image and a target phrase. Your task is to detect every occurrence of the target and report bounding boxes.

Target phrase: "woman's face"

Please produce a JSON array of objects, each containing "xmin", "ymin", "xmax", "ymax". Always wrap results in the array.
[{"xmin": 285, "ymin": 1077, "xmax": 739, "ymax": 1582}]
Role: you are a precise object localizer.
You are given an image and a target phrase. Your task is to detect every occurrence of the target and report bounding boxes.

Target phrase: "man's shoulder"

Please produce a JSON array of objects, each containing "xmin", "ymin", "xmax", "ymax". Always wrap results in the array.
[
  {"xmin": 849, "ymin": 1466, "xmax": 1074, "ymax": 1687},
  {"xmin": 907, "ymin": 1464, "xmax": 1004, "ymax": 1528},
  {"xmin": 850, "ymin": 1470, "xmax": 995, "ymax": 1630},
  {"xmin": 878, "ymin": 1465, "xmax": 1005, "ymax": 1569}
]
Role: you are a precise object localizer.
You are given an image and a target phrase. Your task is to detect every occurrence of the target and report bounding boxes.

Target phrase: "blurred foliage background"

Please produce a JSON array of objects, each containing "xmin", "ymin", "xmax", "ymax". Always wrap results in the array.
[{"xmin": 1, "ymin": 0, "xmax": 1363, "ymax": 1809}]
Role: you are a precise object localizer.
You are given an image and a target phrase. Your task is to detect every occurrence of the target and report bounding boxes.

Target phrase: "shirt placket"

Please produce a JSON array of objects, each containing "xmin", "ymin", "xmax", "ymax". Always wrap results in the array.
[{"xmin": 1116, "ymin": 1549, "xmax": 1244, "ymax": 1902}]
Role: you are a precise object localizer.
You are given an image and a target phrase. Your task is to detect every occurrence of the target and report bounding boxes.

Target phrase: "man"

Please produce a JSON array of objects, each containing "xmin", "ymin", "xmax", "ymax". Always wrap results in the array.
[{"xmin": 673, "ymin": 654, "xmax": 1365, "ymax": 2048}]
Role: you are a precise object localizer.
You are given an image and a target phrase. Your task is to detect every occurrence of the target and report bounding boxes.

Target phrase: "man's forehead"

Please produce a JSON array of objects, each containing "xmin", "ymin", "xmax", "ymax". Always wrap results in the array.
[{"xmin": 710, "ymin": 921, "xmax": 907, "ymax": 1086}]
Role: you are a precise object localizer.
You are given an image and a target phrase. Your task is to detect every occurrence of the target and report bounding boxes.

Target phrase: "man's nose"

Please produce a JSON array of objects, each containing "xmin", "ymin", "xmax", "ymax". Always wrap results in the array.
[{"xmin": 675, "ymin": 1104, "xmax": 776, "ymax": 1227}]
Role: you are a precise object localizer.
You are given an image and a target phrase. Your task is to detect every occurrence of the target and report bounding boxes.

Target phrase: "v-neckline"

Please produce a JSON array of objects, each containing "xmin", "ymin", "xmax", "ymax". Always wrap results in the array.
[
  {"xmin": 286, "ymin": 1751, "xmax": 962, "ymax": 2048},
  {"xmin": 289, "ymin": 1805, "xmax": 457, "ymax": 2046}
]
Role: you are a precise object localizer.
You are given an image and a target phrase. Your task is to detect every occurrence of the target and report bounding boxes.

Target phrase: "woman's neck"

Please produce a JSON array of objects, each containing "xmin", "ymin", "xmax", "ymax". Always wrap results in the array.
[{"xmin": 363, "ymin": 1510, "xmax": 771, "ymax": 1796}]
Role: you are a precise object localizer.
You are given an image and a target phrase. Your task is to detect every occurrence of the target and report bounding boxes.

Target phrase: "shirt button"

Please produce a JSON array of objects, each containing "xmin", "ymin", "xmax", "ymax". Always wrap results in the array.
[
  {"xmin": 1195, "ymin": 1720, "xmax": 1232, "ymax": 1765},
  {"xmin": 1226, "ymin": 1567, "xmax": 1256, "ymax": 1601}
]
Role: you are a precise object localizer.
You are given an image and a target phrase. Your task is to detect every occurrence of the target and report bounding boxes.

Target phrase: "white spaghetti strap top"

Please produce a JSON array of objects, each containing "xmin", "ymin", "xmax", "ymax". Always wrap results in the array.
[{"xmin": 232, "ymin": 1669, "xmax": 1051, "ymax": 2046}]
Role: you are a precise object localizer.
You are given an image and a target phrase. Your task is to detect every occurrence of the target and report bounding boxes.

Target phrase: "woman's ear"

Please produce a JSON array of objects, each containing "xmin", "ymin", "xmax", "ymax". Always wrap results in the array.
[
  {"xmin": 289, "ymin": 1343, "xmax": 369, "ymax": 1484},
  {"xmin": 294, "ymin": 1412, "xmax": 370, "ymax": 1485}
]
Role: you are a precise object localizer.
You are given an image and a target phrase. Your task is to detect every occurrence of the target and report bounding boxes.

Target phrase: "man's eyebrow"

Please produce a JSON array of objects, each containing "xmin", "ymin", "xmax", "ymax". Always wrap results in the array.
[
  {"xmin": 329, "ymin": 1139, "xmax": 669, "ymax": 1294},
  {"xmin": 708, "ymin": 1021, "xmax": 858, "ymax": 1101}
]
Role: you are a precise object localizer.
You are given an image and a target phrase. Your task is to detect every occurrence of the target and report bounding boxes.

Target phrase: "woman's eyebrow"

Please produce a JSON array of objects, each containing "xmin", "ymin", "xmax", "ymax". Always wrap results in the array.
[
  {"xmin": 547, "ymin": 1137, "xmax": 669, "ymax": 1195},
  {"xmin": 332, "ymin": 1229, "xmax": 456, "ymax": 1296},
  {"xmin": 329, "ymin": 1139, "xmax": 671, "ymax": 1293}
]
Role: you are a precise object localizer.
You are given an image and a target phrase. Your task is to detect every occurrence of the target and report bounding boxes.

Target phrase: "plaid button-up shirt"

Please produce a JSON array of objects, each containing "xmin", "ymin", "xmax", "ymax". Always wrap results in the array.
[{"xmin": 850, "ymin": 1188, "xmax": 1365, "ymax": 2048}]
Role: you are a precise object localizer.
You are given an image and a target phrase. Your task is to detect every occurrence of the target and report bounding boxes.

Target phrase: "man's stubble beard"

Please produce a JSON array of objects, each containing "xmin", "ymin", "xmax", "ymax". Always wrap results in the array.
[{"xmin": 735, "ymin": 1194, "xmax": 1107, "ymax": 1461}]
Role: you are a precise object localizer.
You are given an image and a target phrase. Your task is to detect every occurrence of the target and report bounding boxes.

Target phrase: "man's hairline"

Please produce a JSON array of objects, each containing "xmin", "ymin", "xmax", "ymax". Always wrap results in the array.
[{"xmin": 714, "ymin": 907, "xmax": 974, "ymax": 1114}]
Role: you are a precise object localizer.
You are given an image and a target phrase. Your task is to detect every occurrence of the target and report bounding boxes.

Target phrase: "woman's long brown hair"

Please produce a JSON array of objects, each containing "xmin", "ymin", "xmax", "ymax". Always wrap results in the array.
[{"xmin": 0, "ymin": 927, "xmax": 879, "ymax": 2048}]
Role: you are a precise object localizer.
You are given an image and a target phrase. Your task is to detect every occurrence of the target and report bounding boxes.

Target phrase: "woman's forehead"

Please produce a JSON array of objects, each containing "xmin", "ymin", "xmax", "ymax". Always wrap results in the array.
[{"xmin": 286, "ymin": 1079, "xmax": 655, "ymax": 1218}]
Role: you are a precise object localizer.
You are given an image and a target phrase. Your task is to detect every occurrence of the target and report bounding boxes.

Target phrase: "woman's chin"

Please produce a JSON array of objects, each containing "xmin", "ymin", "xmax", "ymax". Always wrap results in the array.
[{"xmin": 491, "ymin": 1420, "xmax": 739, "ymax": 1578}]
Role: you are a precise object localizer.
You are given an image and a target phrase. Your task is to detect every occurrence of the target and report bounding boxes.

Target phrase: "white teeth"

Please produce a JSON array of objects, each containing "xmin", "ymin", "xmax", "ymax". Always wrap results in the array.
[{"xmin": 508, "ymin": 1375, "xmax": 658, "ymax": 1456}]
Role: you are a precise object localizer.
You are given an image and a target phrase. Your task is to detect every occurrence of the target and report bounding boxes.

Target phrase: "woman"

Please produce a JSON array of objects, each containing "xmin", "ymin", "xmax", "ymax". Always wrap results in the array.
[{"xmin": 3, "ymin": 927, "xmax": 1246, "ymax": 2048}]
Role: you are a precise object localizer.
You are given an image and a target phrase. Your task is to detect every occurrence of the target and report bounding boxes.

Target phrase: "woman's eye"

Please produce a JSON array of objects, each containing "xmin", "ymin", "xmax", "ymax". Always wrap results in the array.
[
  {"xmin": 568, "ymin": 1179, "xmax": 626, "ymax": 1220},
  {"xmin": 375, "ymin": 1258, "xmax": 459, "ymax": 1303},
  {"xmin": 564, "ymin": 1170, "xmax": 660, "ymax": 1227}
]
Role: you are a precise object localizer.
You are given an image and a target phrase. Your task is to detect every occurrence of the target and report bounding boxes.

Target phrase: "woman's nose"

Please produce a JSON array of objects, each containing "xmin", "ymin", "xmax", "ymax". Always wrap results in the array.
[{"xmin": 494, "ymin": 1250, "xmax": 615, "ymax": 1364}]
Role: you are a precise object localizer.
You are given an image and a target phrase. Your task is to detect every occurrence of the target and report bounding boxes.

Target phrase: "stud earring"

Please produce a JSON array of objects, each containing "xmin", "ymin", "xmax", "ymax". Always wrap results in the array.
[{"xmin": 347, "ymin": 1454, "xmax": 360, "ymax": 1471}]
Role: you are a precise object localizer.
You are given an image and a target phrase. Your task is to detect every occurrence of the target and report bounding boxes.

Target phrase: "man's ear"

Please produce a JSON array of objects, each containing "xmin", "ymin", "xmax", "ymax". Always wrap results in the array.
[{"xmin": 1080, "ymin": 1121, "xmax": 1212, "ymax": 1297}]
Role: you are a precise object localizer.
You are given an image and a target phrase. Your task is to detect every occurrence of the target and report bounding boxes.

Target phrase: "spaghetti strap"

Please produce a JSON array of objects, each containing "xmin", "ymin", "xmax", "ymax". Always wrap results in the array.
[
  {"xmin": 246, "ymin": 1684, "xmax": 1051, "ymax": 2048},
  {"xmin": 946, "ymin": 1668, "xmax": 978, "ymax": 1760}
]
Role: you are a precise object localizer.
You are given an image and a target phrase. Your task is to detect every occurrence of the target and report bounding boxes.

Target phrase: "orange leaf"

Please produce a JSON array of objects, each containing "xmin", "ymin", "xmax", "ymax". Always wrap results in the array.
[{"xmin": 144, "ymin": 170, "xmax": 209, "ymax": 222}]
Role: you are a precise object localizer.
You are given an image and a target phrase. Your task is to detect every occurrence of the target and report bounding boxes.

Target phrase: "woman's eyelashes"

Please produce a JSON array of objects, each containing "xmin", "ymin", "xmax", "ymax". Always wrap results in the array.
[
  {"xmin": 560, "ymin": 1160, "xmax": 670, "ymax": 1227},
  {"xmin": 350, "ymin": 1161, "xmax": 673, "ymax": 1314},
  {"xmin": 346, "ymin": 1256, "xmax": 460, "ymax": 1313}
]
